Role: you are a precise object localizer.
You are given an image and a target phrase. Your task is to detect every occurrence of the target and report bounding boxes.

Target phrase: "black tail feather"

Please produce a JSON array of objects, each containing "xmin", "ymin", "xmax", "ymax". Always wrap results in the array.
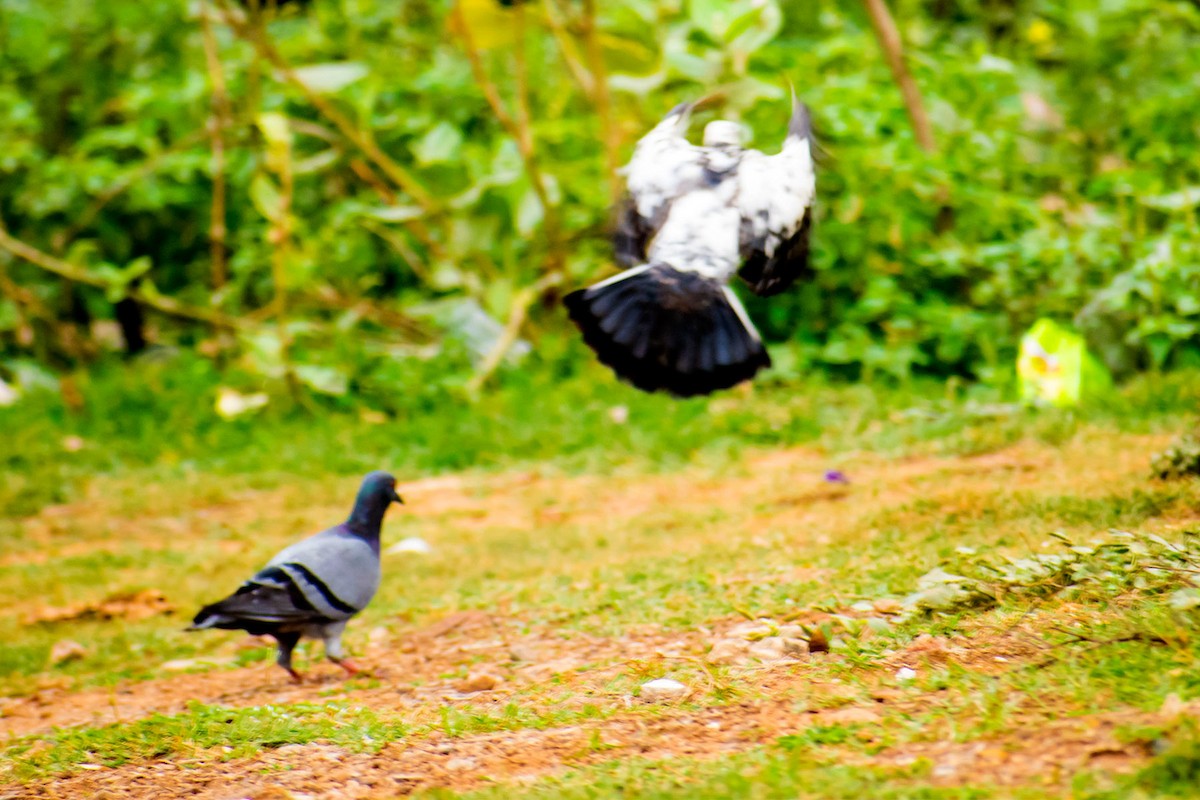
[{"xmin": 564, "ymin": 264, "xmax": 770, "ymax": 397}]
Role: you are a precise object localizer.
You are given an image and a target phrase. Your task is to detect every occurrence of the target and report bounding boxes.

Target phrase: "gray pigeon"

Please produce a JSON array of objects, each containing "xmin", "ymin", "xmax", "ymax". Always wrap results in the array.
[
  {"xmin": 565, "ymin": 91, "xmax": 816, "ymax": 397},
  {"xmin": 189, "ymin": 471, "xmax": 403, "ymax": 682}
]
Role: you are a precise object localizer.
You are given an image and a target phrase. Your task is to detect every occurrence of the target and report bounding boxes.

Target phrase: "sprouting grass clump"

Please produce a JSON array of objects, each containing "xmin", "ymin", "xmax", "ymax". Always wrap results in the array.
[{"xmin": 1152, "ymin": 430, "xmax": 1200, "ymax": 481}]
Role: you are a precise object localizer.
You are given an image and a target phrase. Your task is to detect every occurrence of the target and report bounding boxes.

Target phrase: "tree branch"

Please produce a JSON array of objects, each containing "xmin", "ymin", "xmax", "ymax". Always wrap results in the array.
[
  {"xmin": 862, "ymin": 0, "xmax": 936, "ymax": 153},
  {"xmin": 466, "ymin": 271, "xmax": 562, "ymax": 393},
  {"xmin": 450, "ymin": 1, "xmax": 563, "ymax": 269},
  {"xmin": 200, "ymin": 7, "xmax": 232, "ymax": 288},
  {"xmin": 540, "ymin": 0, "xmax": 596, "ymax": 95},
  {"xmin": 0, "ymin": 220, "xmax": 243, "ymax": 330},
  {"xmin": 579, "ymin": 0, "xmax": 621, "ymax": 202}
]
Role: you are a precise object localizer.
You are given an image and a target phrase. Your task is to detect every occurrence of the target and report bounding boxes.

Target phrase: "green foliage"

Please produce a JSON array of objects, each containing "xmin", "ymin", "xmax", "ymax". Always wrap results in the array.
[
  {"xmin": 1, "ymin": 0, "xmax": 1197, "ymax": 397},
  {"xmin": 1151, "ymin": 428, "xmax": 1200, "ymax": 480},
  {"xmin": 897, "ymin": 528, "xmax": 1200, "ymax": 616}
]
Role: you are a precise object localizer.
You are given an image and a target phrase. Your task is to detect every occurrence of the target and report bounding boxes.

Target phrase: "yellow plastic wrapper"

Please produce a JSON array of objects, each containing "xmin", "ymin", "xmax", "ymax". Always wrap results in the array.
[{"xmin": 1017, "ymin": 319, "xmax": 1112, "ymax": 407}]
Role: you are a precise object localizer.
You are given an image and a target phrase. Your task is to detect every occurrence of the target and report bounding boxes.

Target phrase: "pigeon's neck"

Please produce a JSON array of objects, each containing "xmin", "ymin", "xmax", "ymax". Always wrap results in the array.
[{"xmin": 345, "ymin": 499, "xmax": 387, "ymax": 542}]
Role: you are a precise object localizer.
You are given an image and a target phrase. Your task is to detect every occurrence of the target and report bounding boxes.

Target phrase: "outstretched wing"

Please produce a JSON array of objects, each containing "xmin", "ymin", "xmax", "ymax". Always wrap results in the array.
[
  {"xmin": 613, "ymin": 103, "xmax": 709, "ymax": 266},
  {"xmin": 735, "ymin": 98, "xmax": 817, "ymax": 297}
]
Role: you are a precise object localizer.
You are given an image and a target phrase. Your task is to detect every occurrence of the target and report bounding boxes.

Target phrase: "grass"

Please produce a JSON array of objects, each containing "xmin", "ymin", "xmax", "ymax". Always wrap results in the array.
[
  {"xmin": 4, "ymin": 702, "xmax": 407, "ymax": 781},
  {"xmin": 2, "ymin": 361, "xmax": 1200, "ymax": 796}
]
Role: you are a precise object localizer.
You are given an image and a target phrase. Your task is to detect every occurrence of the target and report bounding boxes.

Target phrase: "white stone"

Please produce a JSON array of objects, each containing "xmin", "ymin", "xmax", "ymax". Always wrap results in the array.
[
  {"xmin": 387, "ymin": 536, "xmax": 433, "ymax": 554},
  {"xmin": 639, "ymin": 678, "xmax": 687, "ymax": 702},
  {"xmin": 781, "ymin": 637, "xmax": 809, "ymax": 657},
  {"xmin": 747, "ymin": 636, "xmax": 787, "ymax": 661},
  {"xmin": 895, "ymin": 667, "xmax": 917, "ymax": 681}
]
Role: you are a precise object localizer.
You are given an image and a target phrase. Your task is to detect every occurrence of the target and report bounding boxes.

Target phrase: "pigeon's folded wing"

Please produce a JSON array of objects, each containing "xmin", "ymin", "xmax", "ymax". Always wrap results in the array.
[
  {"xmin": 190, "ymin": 566, "xmax": 332, "ymax": 632},
  {"xmin": 735, "ymin": 103, "xmax": 817, "ymax": 297},
  {"xmin": 614, "ymin": 113, "xmax": 708, "ymax": 266},
  {"xmin": 266, "ymin": 532, "xmax": 381, "ymax": 621}
]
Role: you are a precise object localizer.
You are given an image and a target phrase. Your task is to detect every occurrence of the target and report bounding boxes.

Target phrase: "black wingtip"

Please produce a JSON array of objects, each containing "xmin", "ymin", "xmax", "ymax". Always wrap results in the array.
[{"xmin": 565, "ymin": 265, "xmax": 771, "ymax": 398}]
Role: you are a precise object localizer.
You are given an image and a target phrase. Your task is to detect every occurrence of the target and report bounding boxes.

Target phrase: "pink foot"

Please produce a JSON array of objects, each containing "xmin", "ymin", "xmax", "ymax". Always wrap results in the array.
[{"xmin": 335, "ymin": 658, "xmax": 367, "ymax": 677}]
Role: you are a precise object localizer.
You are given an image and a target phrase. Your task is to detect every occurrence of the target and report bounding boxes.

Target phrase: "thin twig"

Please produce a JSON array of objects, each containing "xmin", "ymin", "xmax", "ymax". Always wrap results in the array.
[
  {"xmin": 466, "ymin": 271, "xmax": 562, "ymax": 393},
  {"xmin": 861, "ymin": 0, "xmax": 936, "ymax": 153},
  {"xmin": 0, "ymin": 262, "xmax": 51, "ymax": 318},
  {"xmin": 344, "ymin": 157, "xmax": 447, "ymax": 264},
  {"xmin": 261, "ymin": 124, "xmax": 300, "ymax": 396},
  {"xmin": 450, "ymin": 1, "xmax": 562, "ymax": 266},
  {"xmin": 540, "ymin": 0, "xmax": 595, "ymax": 95},
  {"xmin": 311, "ymin": 286, "xmax": 430, "ymax": 340},
  {"xmin": 579, "ymin": 0, "xmax": 621, "ymax": 202},
  {"xmin": 200, "ymin": 8, "xmax": 232, "ymax": 288},
  {"xmin": 0, "ymin": 219, "xmax": 242, "ymax": 330}
]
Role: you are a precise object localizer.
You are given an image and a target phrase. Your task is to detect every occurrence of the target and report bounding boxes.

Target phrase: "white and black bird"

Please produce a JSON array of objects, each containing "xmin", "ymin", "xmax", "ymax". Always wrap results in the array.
[
  {"xmin": 188, "ymin": 471, "xmax": 403, "ymax": 682},
  {"xmin": 565, "ymin": 93, "xmax": 816, "ymax": 397}
]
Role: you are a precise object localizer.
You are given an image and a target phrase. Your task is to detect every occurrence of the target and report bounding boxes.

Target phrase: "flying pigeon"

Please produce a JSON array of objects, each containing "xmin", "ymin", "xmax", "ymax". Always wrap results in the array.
[
  {"xmin": 564, "ymin": 92, "xmax": 816, "ymax": 397},
  {"xmin": 188, "ymin": 471, "xmax": 403, "ymax": 682}
]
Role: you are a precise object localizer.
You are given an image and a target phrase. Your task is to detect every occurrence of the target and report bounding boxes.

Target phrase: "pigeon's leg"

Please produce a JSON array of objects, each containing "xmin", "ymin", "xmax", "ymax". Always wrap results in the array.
[
  {"xmin": 322, "ymin": 622, "xmax": 366, "ymax": 677},
  {"xmin": 273, "ymin": 631, "xmax": 303, "ymax": 683}
]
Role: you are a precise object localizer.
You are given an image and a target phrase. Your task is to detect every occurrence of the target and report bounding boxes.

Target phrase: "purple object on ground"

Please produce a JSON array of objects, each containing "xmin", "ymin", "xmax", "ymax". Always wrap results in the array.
[{"xmin": 823, "ymin": 470, "xmax": 850, "ymax": 485}]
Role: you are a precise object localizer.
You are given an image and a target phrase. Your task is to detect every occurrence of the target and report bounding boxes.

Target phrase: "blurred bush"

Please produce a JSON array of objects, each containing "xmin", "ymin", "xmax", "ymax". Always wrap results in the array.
[{"xmin": 0, "ymin": 0, "xmax": 1197, "ymax": 402}]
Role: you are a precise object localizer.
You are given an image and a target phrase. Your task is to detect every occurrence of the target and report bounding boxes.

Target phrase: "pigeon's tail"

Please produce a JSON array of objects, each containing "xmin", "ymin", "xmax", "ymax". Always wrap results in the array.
[
  {"xmin": 186, "ymin": 605, "xmax": 225, "ymax": 632},
  {"xmin": 186, "ymin": 601, "xmax": 243, "ymax": 632},
  {"xmin": 186, "ymin": 594, "xmax": 283, "ymax": 636},
  {"xmin": 564, "ymin": 263, "xmax": 770, "ymax": 397}
]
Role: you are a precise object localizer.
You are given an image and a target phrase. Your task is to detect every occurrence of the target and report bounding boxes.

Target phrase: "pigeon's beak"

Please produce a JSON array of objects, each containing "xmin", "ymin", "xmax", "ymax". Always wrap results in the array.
[{"xmin": 392, "ymin": 489, "xmax": 405, "ymax": 505}]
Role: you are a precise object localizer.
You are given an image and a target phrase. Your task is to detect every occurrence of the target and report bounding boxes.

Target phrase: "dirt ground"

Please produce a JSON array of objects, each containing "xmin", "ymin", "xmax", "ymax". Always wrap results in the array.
[
  {"xmin": 3, "ymin": 434, "xmax": 1196, "ymax": 798},
  {"xmin": 3, "ymin": 614, "xmax": 1180, "ymax": 799}
]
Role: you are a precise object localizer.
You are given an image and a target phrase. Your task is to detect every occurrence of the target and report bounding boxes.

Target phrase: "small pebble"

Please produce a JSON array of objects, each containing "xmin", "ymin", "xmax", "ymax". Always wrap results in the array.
[
  {"xmin": 895, "ymin": 667, "xmax": 917, "ymax": 681},
  {"xmin": 387, "ymin": 537, "xmax": 433, "ymax": 555},
  {"xmin": 454, "ymin": 673, "xmax": 499, "ymax": 693},
  {"xmin": 706, "ymin": 639, "xmax": 749, "ymax": 665},
  {"xmin": 49, "ymin": 640, "xmax": 87, "ymax": 667},
  {"xmin": 639, "ymin": 678, "xmax": 687, "ymax": 703},
  {"xmin": 872, "ymin": 598, "xmax": 903, "ymax": 614}
]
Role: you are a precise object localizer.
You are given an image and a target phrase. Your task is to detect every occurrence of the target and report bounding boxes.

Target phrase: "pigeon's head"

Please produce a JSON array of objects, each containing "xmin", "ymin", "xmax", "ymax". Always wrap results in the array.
[
  {"xmin": 346, "ymin": 471, "xmax": 403, "ymax": 537},
  {"xmin": 702, "ymin": 120, "xmax": 744, "ymax": 149},
  {"xmin": 359, "ymin": 470, "xmax": 404, "ymax": 506}
]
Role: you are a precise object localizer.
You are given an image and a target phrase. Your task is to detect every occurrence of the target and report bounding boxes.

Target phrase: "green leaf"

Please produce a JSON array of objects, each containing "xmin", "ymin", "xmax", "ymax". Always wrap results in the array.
[
  {"xmin": 413, "ymin": 122, "xmax": 464, "ymax": 166},
  {"xmin": 293, "ymin": 149, "xmax": 340, "ymax": 175},
  {"xmin": 728, "ymin": 2, "xmax": 781, "ymax": 53},
  {"xmin": 516, "ymin": 187, "xmax": 544, "ymax": 236},
  {"xmin": 250, "ymin": 174, "xmax": 284, "ymax": 223},
  {"xmin": 293, "ymin": 365, "xmax": 349, "ymax": 396},
  {"xmin": 1170, "ymin": 588, "xmax": 1200, "ymax": 612},
  {"xmin": 1139, "ymin": 187, "xmax": 1200, "ymax": 212},
  {"xmin": 292, "ymin": 62, "xmax": 369, "ymax": 93},
  {"xmin": 361, "ymin": 205, "xmax": 426, "ymax": 223},
  {"xmin": 256, "ymin": 113, "xmax": 292, "ymax": 173},
  {"xmin": 256, "ymin": 113, "xmax": 291, "ymax": 149}
]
